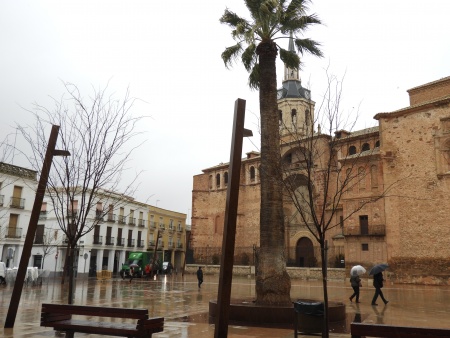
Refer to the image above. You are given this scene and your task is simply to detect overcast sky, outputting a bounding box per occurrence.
[1,1,449,219]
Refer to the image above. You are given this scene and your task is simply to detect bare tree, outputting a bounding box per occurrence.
[37,227,60,270]
[279,73,399,337]
[19,82,144,304]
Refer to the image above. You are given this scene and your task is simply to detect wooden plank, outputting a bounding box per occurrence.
[41,303,148,319]
[351,323,450,338]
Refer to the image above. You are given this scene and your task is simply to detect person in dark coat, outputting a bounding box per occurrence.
[371,272,389,305]
[196,266,203,288]
[349,274,361,303]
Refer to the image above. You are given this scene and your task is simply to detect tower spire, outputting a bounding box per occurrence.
[284,32,299,82]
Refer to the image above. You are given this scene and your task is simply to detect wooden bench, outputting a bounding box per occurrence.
[41,303,164,338]
[96,270,112,280]
[351,322,450,337]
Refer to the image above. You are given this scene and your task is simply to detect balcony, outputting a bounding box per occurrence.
[93,235,103,245]
[128,217,136,226]
[150,221,156,229]
[138,219,145,227]
[118,215,126,224]
[177,227,183,233]
[107,214,116,223]
[95,210,104,221]
[5,227,22,239]
[105,236,115,245]
[127,239,135,247]
[176,243,183,249]
[168,242,174,249]
[117,237,125,246]
[159,223,165,230]
[10,197,25,209]
[168,225,174,232]
[0,194,4,206]
[148,240,155,247]
[66,210,78,219]
[343,224,386,237]
[137,240,144,248]
[39,211,48,220]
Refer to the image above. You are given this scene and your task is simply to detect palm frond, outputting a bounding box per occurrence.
[279,47,300,69]
[281,13,321,32]
[221,43,243,68]
[244,0,266,18]
[294,38,323,57]
[248,63,260,90]
[220,9,248,29]
[242,43,257,71]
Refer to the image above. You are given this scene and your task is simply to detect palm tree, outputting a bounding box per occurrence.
[220,0,322,306]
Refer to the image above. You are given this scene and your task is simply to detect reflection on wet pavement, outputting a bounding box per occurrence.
[1,273,449,337]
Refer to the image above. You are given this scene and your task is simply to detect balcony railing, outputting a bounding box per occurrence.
[118,215,126,224]
[343,224,386,236]
[117,237,125,246]
[107,214,116,222]
[137,240,144,248]
[168,225,174,232]
[66,210,78,219]
[138,219,145,227]
[128,217,136,226]
[0,194,4,206]
[39,211,48,220]
[177,227,183,233]
[168,242,174,249]
[93,235,103,245]
[150,221,156,229]
[10,197,25,209]
[148,240,155,247]
[159,223,165,230]
[5,227,22,238]
[176,243,183,249]
[106,236,115,245]
[95,211,104,221]
[127,239,135,247]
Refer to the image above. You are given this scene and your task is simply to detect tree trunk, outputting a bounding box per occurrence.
[321,240,329,338]
[67,245,75,304]
[255,41,291,306]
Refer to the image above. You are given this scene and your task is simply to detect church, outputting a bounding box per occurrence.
[191,40,450,285]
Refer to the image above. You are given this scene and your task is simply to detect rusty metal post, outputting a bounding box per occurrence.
[214,99,251,338]
[5,125,69,328]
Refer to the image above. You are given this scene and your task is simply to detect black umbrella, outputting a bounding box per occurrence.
[369,263,388,276]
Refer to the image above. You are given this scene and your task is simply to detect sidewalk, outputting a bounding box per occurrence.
[1,273,449,337]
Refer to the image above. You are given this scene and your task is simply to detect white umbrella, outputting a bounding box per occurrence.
[350,265,366,276]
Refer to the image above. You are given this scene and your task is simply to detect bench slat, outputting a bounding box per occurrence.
[42,303,148,319]
[351,322,450,338]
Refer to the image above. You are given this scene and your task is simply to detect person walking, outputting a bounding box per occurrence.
[196,266,203,289]
[349,274,361,303]
[371,271,389,305]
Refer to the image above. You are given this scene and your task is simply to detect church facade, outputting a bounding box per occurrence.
[191,52,450,284]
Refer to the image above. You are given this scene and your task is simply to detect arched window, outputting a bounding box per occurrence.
[349,146,357,155]
[250,166,255,182]
[375,140,380,148]
[358,167,366,190]
[291,109,297,124]
[305,109,310,126]
[278,110,283,127]
[362,143,370,152]
[284,152,292,164]
[224,172,228,186]
[371,165,378,188]
[216,173,220,188]
[209,175,213,190]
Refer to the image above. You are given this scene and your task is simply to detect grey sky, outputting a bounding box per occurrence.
[1,1,449,219]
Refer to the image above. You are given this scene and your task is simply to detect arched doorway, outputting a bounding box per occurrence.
[296,237,316,267]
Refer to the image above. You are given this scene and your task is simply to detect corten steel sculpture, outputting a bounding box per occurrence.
[5,125,70,328]
[214,99,252,338]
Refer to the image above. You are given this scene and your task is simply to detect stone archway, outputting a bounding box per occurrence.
[296,237,316,267]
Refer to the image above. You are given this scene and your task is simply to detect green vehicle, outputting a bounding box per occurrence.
[120,252,152,279]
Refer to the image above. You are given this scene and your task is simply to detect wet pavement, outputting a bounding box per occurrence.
[1,273,450,337]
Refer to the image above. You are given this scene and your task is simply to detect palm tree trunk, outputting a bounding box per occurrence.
[255,41,291,306]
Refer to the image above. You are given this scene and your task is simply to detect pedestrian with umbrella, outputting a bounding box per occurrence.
[349,265,365,303]
[369,263,389,306]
